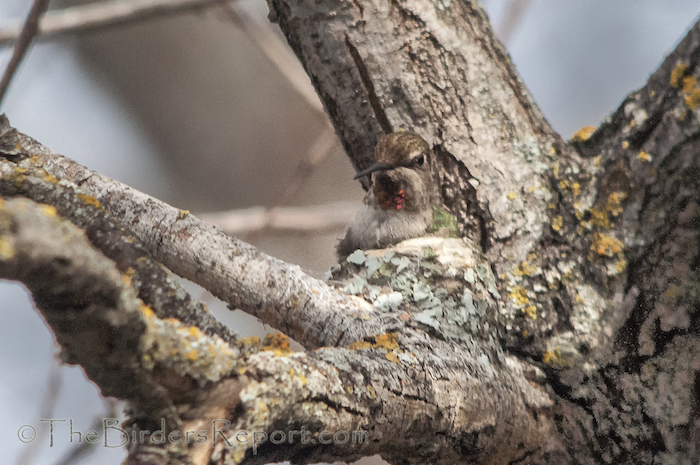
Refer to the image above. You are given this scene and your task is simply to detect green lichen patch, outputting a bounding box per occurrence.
[331,237,501,345]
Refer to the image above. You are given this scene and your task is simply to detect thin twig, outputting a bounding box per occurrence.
[496,0,532,47]
[198,200,357,236]
[221,2,324,115]
[0,0,51,107]
[0,0,231,48]
[51,400,121,465]
[247,125,341,243]
[15,354,63,465]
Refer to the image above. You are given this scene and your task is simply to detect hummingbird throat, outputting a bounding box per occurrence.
[375,176,406,210]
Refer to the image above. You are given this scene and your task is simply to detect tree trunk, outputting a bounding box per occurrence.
[1,0,699,464]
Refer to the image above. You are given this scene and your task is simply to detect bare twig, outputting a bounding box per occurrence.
[198,200,357,236]
[0,0,51,107]
[496,0,532,47]
[0,0,231,48]
[51,400,120,465]
[247,125,341,243]
[21,137,381,349]
[15,355,63,465]
[221,2,324,115]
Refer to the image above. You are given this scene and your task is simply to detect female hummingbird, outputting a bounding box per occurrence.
[337,131,440,260]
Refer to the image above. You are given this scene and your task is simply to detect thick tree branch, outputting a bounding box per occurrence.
[13,137,396,350]
[0,157,238,344]
[0,197,241,421]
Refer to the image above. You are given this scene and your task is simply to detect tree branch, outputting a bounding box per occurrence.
[13,136,389,350]
[198,201,356,236]
[0,0,51,106]
[0,0,231,48]
[0,157,238,344]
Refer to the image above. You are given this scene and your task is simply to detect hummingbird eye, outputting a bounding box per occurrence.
[413,154,425,167]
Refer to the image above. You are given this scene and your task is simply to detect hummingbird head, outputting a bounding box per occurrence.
[354,131,436,213]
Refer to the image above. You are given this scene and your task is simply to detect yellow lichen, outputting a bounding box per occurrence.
[509,286,529,306]
[188,326,201,338]
[622,141,629,149]
[366,385,377,398]
[615,258,627,273]
[552,215,563,232]
[515,261,538,277]
[41,204,57,217]
[637,151,652,162]
[139,304,155,319]
[572,126,595,142]
[185,350,198,362]
[662,284,684,300]
[589,207,610,228]
[542,348,574,369]
[607,192,625,217]
[77,193,101,209]
[670,63,688,88]
[0,236,14,260]
[507,192,517,200]
[523,305,537,320]
[239,336,261,347]
[682,75,698,93]
[571,183,581,197]
[385,352,400,364]
[685,89,700,110]
[178,209,190,219]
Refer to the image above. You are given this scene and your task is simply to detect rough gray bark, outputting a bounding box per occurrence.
[0,0,699,464]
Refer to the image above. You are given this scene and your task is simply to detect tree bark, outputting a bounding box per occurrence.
[1,0,699,464]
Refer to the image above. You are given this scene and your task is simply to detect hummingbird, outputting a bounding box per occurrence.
[337,131,440,260]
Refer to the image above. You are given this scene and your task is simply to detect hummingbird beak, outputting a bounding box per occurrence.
[353,162,396,180]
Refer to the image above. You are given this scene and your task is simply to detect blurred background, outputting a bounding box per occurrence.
[0,0,698,463]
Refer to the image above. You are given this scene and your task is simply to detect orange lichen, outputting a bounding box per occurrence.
[591,233,624,257]
[262,333,292,356]
[349,332,400,351]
